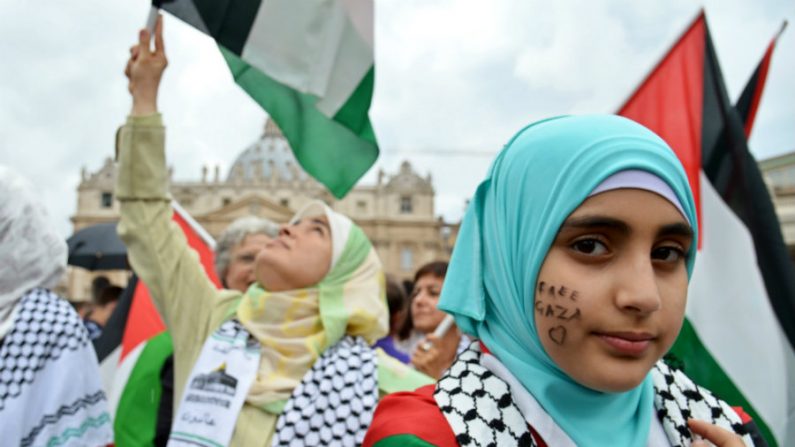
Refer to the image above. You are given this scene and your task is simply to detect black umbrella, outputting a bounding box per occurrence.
[66,222,129,270]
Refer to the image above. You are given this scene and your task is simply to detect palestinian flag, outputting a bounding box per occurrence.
[735,21,788,138]
[156,0,378,198]
[94,202,218,446]
[618,11,795,446]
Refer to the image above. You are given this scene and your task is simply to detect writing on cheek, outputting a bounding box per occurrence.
[537,281,579,301]
[536,282,582,345]
[534,301,582,321]
[549,326,566,345]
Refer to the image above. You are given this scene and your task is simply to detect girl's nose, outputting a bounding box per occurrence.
[615,257,662,316]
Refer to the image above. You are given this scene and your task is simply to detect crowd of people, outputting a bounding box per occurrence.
[0,14,763,447]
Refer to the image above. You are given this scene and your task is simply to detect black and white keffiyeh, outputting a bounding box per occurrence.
[271,336,378,447]
[434,343,536,447]
[652,361,753,447]
[434,342,754,447]
[0,288,112,447]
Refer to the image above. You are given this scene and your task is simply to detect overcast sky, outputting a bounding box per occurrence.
[0,0,793,238]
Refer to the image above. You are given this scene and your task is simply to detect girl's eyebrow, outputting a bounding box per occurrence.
[561,216,630,234]
[657,222,693,239]
[561,216,692,240]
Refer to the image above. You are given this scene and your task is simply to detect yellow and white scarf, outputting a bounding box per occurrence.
[236,201,388,410]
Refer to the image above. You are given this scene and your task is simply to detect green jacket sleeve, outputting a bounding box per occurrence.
[115,114,218,349]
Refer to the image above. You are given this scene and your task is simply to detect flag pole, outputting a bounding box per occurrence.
[776,20,788,40]
[739,19,788,138]
[145,2,161,37]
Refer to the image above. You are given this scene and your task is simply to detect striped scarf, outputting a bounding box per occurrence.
[236,201,388,410]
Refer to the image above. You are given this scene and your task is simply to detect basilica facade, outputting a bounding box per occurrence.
[760,150,795,261]
[68,120,458,300]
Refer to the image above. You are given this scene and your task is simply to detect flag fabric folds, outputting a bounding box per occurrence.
[157,0,378,198]
[618,11,795,446]
[94,202,219,446]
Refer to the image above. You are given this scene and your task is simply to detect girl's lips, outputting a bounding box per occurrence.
[596,332,654,356]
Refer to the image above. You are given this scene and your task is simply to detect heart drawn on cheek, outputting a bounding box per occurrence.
[549,325,567,345]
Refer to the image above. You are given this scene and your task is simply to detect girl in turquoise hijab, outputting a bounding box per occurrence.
[364,115,756,447]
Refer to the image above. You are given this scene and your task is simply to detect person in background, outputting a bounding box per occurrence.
[70,299,93,319]
[84,285,122,340]
[405,261,468,380]
[215,216,280,291]
[0,166,112,446]
[91,275,111,303]
[373,276,411,363]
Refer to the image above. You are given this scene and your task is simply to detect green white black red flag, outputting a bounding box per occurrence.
[619,12,795,446]
[152,0,378,198]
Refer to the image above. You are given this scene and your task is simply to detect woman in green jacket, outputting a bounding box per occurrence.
[119,16,430,447]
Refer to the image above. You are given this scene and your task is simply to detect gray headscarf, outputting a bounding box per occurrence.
[0,166,67,338]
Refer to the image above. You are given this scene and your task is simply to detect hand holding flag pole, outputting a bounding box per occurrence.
[126,12,167,116]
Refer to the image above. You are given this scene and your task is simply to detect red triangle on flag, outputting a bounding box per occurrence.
[618,12,706,246]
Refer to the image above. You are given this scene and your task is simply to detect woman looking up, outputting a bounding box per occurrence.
[364,115,758,447]
[119,17,431,447]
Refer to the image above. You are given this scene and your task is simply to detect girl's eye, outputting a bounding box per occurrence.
[651,246,685,262]
[571,239,608,255]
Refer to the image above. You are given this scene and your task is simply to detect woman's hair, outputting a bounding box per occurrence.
[91,276,111,301]
[397,260,449,340]
[413,260,448,283]
[96,285,123,307]
[385,276,407,317]
[214,216,280,280]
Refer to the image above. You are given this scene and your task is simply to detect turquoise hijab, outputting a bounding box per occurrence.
[439,115,698,446]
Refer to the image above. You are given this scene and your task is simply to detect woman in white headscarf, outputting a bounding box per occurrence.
[0,166,113,446]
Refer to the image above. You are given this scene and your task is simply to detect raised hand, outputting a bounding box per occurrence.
[124,15,168,116]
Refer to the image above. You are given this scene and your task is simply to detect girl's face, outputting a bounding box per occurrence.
[535,189,693,393]
[255,216,332,291]
[410,274,446,334]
